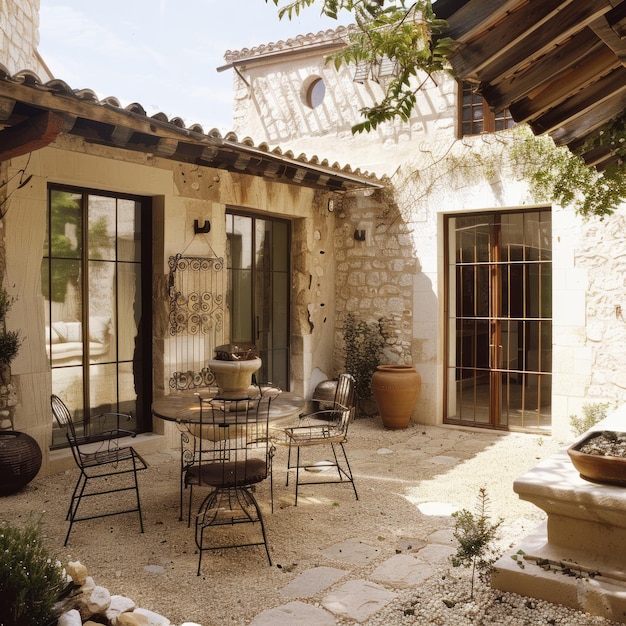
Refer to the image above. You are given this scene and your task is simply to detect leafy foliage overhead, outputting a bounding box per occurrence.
[268,1,626,217]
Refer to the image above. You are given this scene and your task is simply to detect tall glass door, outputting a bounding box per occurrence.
[445,210,552,431]
[226,212,290,390]
[44,187,152,447]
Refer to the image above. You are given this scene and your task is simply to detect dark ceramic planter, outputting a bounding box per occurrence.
[567,430,626,486]
[0,431,42,496]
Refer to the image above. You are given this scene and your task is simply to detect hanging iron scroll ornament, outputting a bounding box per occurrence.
[167,253,225,391]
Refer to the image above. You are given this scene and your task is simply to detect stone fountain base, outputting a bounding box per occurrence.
[493,409,626,623]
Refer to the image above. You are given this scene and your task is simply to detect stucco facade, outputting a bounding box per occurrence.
[226,28,626,441]
[2,130,385,474]
[0,0,49,79]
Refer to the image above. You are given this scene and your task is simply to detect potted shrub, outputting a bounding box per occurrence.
[0,286,41,496]
[342,313,384,417]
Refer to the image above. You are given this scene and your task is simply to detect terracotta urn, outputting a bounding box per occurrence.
[371,365,421,429]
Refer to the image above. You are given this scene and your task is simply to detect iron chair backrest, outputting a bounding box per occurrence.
[180,385,280,524]
[51,394,77,439]
[319,373,356,436]
[334,373,356,420]
[195,389,277,486]
[51,394,84,468]
[50,394,135,466]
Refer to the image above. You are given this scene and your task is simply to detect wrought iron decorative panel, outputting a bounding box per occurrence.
[167,254,225,390]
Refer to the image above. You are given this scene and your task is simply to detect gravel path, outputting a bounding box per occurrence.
[1,419,622,625]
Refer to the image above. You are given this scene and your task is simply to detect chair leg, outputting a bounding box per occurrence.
[339,442,359,501]
[249,490,272,566]
[294,446,301,506]
[187,482,194,528]
[195,487,272,575]
[132,457,144,534]
[286,442,292,487]
[65,472,89,546]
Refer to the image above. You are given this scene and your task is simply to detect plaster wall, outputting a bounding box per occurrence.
[2,136,342,474]
[232,43,456,177]
[0,0,51,79]
[229,37,626,440]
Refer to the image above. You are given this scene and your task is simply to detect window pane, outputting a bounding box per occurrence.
[118,199,141,262]
[50,190,82,258]
[47,187,147,446]
[88,195,116,261]
[117,262,141,362]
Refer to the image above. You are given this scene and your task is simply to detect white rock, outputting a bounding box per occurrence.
[134,607,171,626]
[57,609,82,626]
[106,594,136,620]
[66,561,88,586]
[78,585,111,619]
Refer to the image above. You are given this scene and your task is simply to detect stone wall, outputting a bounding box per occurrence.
[332,188,416,370]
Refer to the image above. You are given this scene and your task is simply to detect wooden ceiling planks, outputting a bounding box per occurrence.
[438,0,626,165]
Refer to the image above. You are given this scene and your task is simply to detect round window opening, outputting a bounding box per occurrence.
[305,77,326,108]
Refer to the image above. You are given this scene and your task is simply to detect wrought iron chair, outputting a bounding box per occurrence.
[283,373,358,505]
[50,394,148,546]
[187,387,279,574]
[179,384,280,525]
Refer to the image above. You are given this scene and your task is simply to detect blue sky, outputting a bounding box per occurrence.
[38,1,349,132]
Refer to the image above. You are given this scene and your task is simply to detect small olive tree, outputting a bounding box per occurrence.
[450,488,503,600]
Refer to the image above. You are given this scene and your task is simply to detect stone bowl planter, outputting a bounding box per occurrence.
[208,343,261,397]
[567,430,626,486]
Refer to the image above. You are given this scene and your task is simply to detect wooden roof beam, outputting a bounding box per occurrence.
[440,0,521,43]
[482,28,604,112]
[546,89,626,145]
[468,0,612,87]
[449,0,578,79]
[508,46,620,123]
[0,110,66,161]
[525,66,626,134]
[590,10,626,63]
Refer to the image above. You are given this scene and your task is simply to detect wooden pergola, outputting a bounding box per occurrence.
[437,0,626,168]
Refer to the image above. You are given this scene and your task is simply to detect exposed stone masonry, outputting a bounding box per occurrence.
[333,187,416,371]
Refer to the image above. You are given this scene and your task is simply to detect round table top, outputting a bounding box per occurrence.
[151,389,304,425]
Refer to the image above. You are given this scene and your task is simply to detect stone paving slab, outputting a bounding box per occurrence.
[417,542,456,565]
[321,579,396,622]
[280,566,348,598]
[320,538,381,564]
[249,600,336,626]
[369,553,436,588]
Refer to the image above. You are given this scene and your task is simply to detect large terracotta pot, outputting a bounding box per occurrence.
[371,365,421,429]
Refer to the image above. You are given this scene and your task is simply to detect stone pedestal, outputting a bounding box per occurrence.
[493,414,626,623]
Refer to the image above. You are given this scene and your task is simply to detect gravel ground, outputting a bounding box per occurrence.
[1,418,622,625]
